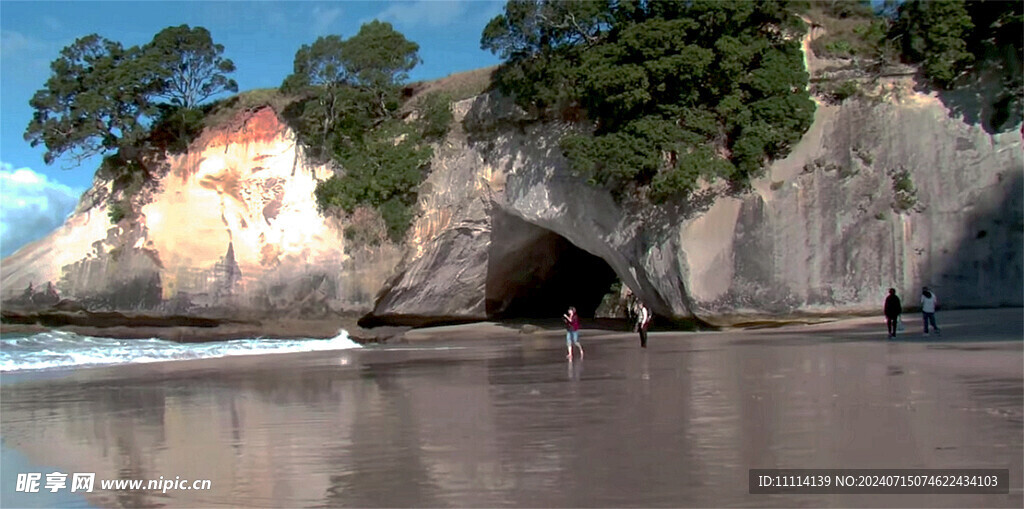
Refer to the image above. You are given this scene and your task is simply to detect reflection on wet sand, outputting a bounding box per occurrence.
[2,313,1021,508]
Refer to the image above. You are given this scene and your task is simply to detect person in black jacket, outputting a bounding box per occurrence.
[884,288,902,338]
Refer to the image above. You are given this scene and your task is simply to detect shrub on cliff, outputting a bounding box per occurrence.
[285,21,446,241]
[481,0,816,202]
[891,0,975,88]
[314,119,432,242]
[807,2,897,62]
[418,92,454,141]
[890,166,918,212]
[107,201,129,224]
[280,22,420,160]
[889,0,1022,130]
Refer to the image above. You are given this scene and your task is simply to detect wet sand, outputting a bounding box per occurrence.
[1,308,1021,508]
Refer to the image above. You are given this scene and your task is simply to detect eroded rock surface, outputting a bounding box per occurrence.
[4,51,1021,330]
[2,107,401,321]
[368,80,1022,326]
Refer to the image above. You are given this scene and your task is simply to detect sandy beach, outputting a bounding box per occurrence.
[1,308,1021,508]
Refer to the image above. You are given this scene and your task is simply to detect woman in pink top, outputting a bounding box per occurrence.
[563,306,583,360]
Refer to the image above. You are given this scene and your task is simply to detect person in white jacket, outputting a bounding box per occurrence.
[635,302,652,348]
[920,287,941,335]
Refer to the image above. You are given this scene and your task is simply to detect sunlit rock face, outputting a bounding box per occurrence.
[4,65,1021,326]
[369,85,1023,326]
[1,107,401,317]
[658,95,1022,324]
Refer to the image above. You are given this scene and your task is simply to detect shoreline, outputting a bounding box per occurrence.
[2,306,1022,345]
[2,308,1020,381]
[0,311,408,344]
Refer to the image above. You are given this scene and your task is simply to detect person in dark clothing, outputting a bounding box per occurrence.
[883,288,902,338]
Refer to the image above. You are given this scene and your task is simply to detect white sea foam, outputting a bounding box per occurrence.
[0,329,359,372]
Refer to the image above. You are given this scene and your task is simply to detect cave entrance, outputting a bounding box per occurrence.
[486,211,619,319]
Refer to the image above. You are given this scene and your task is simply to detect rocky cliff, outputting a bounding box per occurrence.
[4,48,1022,329]
[1,107,401,320]
[366,61,1023,327]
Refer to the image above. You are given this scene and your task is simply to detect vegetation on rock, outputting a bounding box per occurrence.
[481,0,816,202]
[25,25,237,172]
[107,201,129,224]
[24,25,239,223]
[21,2,1021,232]
[480,0,1022,202]
[890,166,918,212]
[282,21,449,242]
[809,0,1021,128]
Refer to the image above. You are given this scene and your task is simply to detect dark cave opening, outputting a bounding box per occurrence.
[486,211,619,319]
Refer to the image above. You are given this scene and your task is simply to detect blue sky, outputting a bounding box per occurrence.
[0,0,505,257]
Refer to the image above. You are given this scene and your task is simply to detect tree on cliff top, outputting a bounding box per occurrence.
[281,21,421,158]
[281,35,366,158]
[892,0,975,88]
[25,35,155,167]
[343,20,421,116]
[24,26,238,174]
[887,0,1022,130]
[481,0,814,201]
[146,25,238,109]
[283,21,432,242]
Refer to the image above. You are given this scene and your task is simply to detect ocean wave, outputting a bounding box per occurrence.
[0,329,359,372]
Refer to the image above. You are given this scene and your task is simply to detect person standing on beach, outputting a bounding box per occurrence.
[921,287,941,335]
[624,289,638,323]
[636,302,652,348]
[884,288,902,338]
[564,306,583,360]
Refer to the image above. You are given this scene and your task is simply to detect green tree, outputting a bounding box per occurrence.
[341,20,421,117]
[146,25,238,109]
[24,35,156,167]
[282,35,372,159]
[25,26,238,173]
[481,0,610,111]
[480,0,611,59]
[962,0,1022,129]
[892,0,974,88]
[286,22,432,240]
[315,120,432,241]
[281,35,350,91]
[483,0,815,201]
[281,23,420,158]
[418,92,454,140]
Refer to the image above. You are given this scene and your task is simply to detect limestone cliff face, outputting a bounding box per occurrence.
[2,107,401,317]
[369,81,1023,326]
[4,62,1021,327]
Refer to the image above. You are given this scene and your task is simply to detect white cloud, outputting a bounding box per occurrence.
[0,29,62,79]
[42,16,64,32]
[1,30,50,57]
[0,163,83,258]
[3,30,34,53]
[311,6,344,35]
[375,1,469,29]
